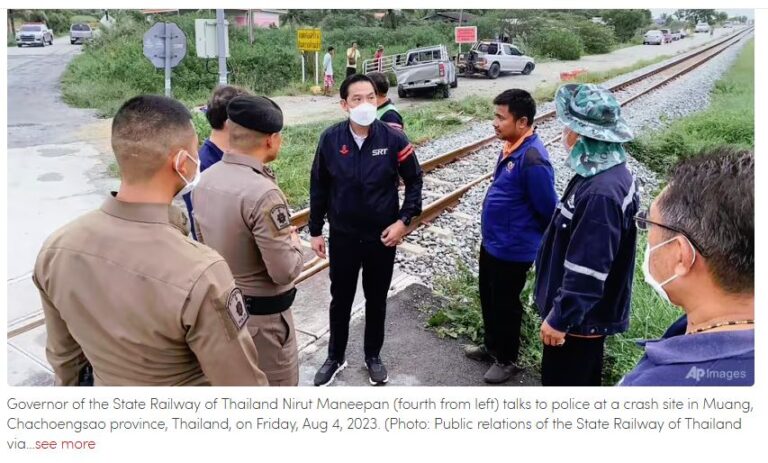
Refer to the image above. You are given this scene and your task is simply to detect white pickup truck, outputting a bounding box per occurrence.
[363,45,457,99]
[458,41,535,79]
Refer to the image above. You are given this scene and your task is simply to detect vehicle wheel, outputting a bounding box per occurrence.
[441,85,450,98]
[487,63,500,79]
[48,37,53,45]
[17,44,22,47]
[398,86,406,99]
[450,74,458,88]
[521,63,534,75]
[71,40,76,45]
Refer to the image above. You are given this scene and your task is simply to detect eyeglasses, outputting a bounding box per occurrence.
[634,209,707,257]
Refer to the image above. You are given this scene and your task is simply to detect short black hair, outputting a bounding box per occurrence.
[111,95,193,181]
[340,74,375,100]
[367,72,389,96]
[493,89,536,125]
[206,85,250,130]
[657,147,754,293]
[328,46,334,52]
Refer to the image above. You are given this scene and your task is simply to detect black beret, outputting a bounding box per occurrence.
[227,95,283,134]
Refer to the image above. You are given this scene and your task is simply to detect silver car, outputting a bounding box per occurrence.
[16,24,53,47]
[70,23,94,44]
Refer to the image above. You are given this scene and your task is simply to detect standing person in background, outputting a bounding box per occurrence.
[464,89,557,384]
[367,71,404,131]
[535,83,639,386]
[346,41,361,77]
[374,44,384,71]
[621,148,753,386]
[323,46,336,97]
[182,85,250,239]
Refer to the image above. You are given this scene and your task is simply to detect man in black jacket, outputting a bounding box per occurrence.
[309,74,423,386]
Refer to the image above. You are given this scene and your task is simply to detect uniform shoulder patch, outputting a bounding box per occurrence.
[226,288,249,330]
[270,204,291,231]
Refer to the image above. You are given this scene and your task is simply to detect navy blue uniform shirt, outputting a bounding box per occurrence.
[183,138,223,240]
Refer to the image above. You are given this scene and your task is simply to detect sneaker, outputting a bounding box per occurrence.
[313,358,347,386]
[365,356,389,386]
[483,361,521,384]
[464,344,493,362]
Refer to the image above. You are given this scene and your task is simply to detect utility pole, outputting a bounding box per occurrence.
[216,9,227,84]
[248,9,254,45]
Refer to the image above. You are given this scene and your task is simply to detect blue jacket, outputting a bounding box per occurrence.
[534,163,639,336]
[309,119,423,240]
[620,315,755,386]
[481,133,557,262]
[183,139,223,240]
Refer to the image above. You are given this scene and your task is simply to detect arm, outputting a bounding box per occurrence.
[545,194,623,332]
[309,134,330,237]
[380,111,404,131]
[396,138,423,221]
[522,148,558,229]
[247,190,304,286]
[183,260,268,386]
[33,273,87,386]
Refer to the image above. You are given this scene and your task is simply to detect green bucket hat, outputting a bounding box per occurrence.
[555,83,634,143]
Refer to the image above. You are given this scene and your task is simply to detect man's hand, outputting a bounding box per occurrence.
[289,226,301,247]
[540,319,567,347]
[381,220,407,247]
[310,235,326,259]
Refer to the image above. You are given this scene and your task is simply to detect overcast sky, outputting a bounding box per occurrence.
[649,8,754,19]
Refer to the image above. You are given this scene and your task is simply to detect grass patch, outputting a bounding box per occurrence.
[627,39,754,173]
[429,237,681,385]
[533,54,673,103]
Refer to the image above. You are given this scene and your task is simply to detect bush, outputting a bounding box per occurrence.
[602,9,652,42]
[576,22,615,54]
[528,28,583,60]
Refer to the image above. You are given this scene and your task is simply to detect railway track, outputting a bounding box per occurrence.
[7,28,752,340]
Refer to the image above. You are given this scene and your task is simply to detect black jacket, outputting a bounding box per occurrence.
[309,119,423,240]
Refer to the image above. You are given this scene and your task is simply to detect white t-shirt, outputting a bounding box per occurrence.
[323,53,333,76]
[350,126,366,149]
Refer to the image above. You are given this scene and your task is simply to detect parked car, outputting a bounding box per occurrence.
[70,23,94,44]
[695,22,711,33]
[362,44,457,99]
[15,23,53,47]
[643,30,665,45]
[659,29,674,43]
[457,41,535,79]
[671,30,682,40]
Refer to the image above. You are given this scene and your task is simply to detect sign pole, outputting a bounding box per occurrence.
[315,51,319,86]
[216,9,227,84]
[164,22,171,97]
[301,53,305,83]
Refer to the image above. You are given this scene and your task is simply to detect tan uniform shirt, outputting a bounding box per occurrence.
[192,153,304,297]
[32,195,268,386]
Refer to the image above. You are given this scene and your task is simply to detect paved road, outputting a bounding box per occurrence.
[7,37,118,385]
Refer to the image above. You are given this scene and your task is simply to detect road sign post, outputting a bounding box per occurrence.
[297,29,322,86]
[143,22,187,97]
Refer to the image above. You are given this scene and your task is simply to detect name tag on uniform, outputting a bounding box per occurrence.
[226,288,249,330]
[372,148,388,157]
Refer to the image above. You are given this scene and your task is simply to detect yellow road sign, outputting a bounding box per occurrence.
[297,28,322,51]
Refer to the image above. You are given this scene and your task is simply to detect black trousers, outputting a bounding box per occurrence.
[346,67,357,77]
[479,245,533,363]
[541,335,606,386]
[327,234,396,361]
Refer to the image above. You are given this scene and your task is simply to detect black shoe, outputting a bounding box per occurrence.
[464,344,494,362]
[313,358,347,386]
[483,361,521,384]
[365,356,389,386]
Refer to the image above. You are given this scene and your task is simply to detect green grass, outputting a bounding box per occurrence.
[628,39,754,173]
[533,55,673,103]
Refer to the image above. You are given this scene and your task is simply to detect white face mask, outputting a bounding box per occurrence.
[642,236,696,304]
[349,102,377,126]
[175,150,201,197]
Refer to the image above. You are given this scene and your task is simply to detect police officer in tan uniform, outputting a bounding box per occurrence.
[33,95,268,386]
[192,96,304,386]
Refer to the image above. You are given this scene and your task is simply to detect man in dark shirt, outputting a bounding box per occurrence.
[367,71,404,131]
[183,85,249,239]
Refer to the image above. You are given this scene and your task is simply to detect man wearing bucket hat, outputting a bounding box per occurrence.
[534,83,640,386]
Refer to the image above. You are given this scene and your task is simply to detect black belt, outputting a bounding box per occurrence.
[243,288,297,316]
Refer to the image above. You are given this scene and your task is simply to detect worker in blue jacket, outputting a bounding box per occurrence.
[464,89,557,384]
[620,148,754,386]
[309,74,423,387]
[535,84,639,386]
